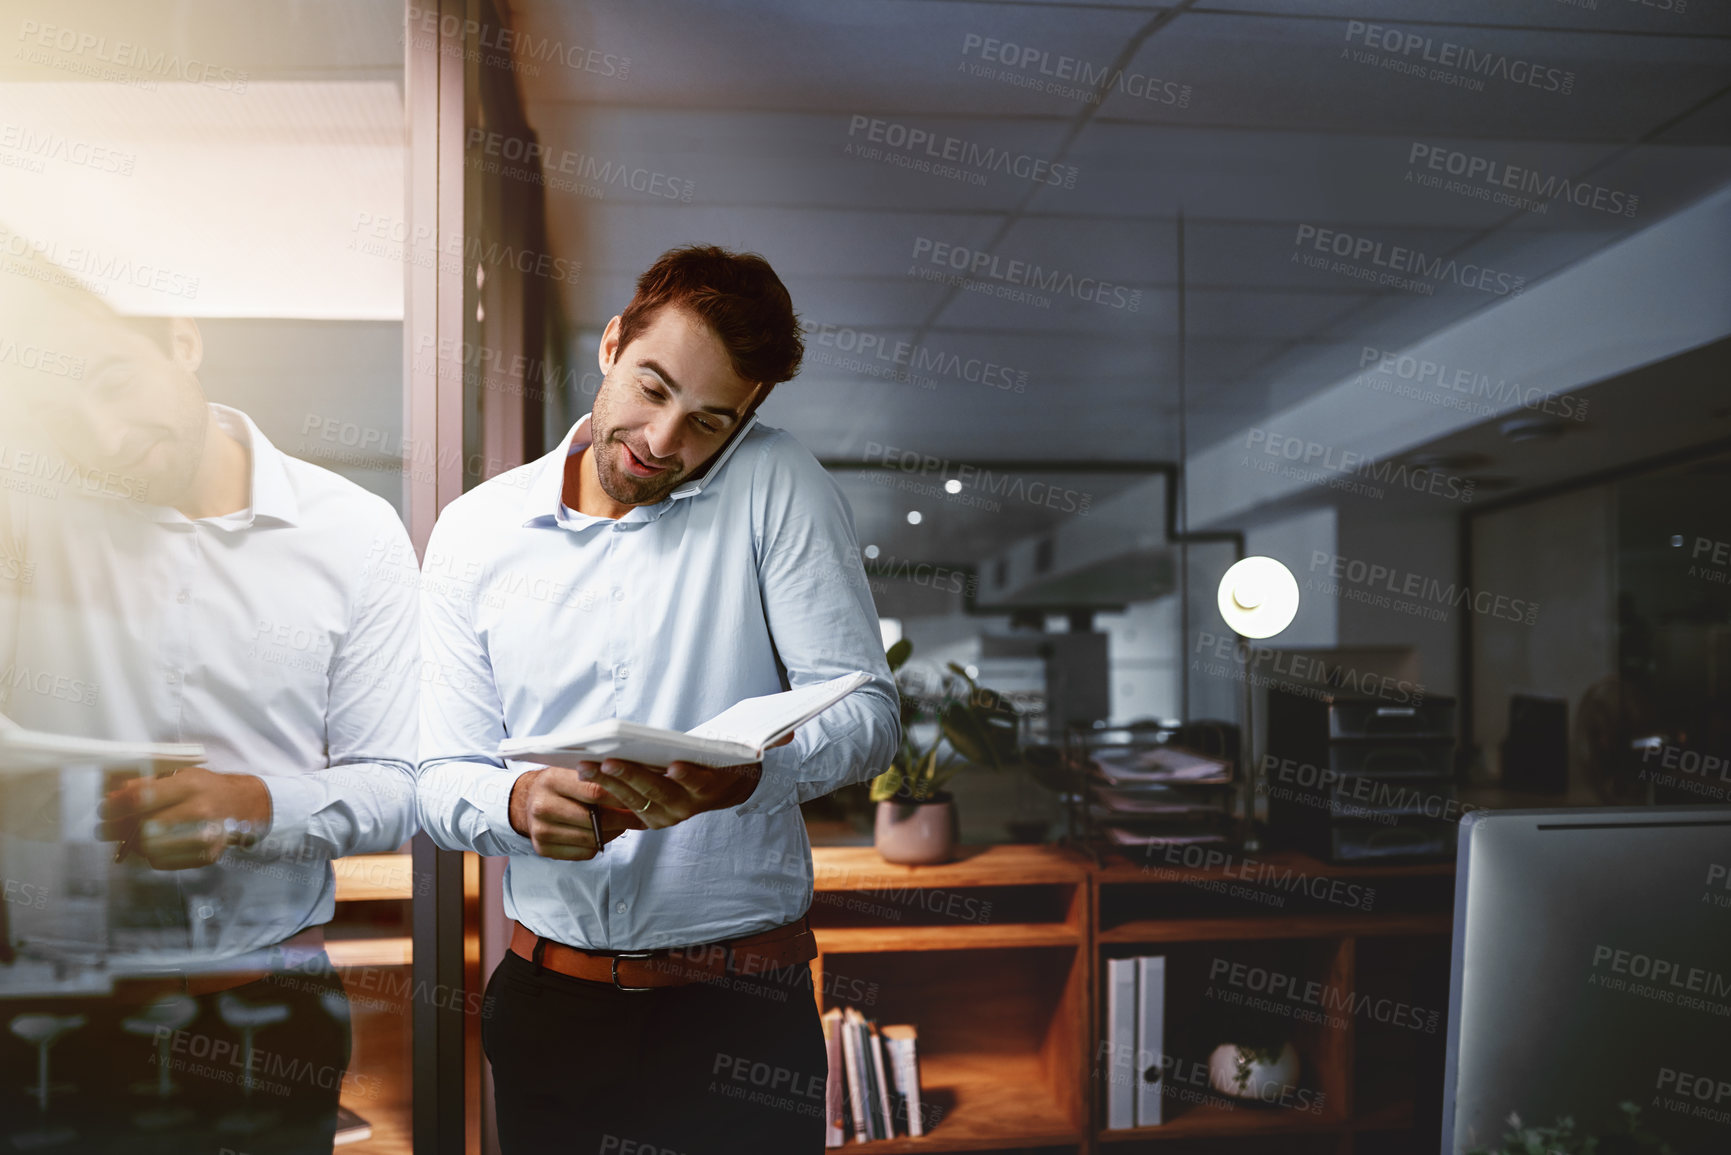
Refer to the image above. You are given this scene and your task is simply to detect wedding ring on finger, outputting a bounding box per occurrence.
[635,797,653,814]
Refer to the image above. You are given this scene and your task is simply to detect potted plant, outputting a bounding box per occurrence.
[1465,1102,1676,1155]
[871,639,1020,865]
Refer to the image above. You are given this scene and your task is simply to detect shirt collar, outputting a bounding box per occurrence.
[520,410,759,528]
[128,404,299,529]
[205,404,300,530]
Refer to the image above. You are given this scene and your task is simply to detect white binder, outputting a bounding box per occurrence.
[1105,957,1137,1129]
[1135,955,1166,1126]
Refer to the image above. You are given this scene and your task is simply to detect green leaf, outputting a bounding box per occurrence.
[939,700,992,765]
[886,638,913,673]
[870,767,902,802]
[921,744,942,781]
[940,698,1018,770]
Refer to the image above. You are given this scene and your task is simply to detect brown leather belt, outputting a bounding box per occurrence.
[509,917,818,991]
[110,925,327,1002]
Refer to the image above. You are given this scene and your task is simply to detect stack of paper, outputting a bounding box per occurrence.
[0,715,205,773]
[1087,743,1234,848]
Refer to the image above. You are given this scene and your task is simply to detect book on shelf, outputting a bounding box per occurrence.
[822,1007,846,1147]
[840,1006,869,1144]
[831,1009,927,1143]
[868,1020,894,1140]
[882,1025,923,1138]
[333,1105,373,1145]
[497,671,871,768]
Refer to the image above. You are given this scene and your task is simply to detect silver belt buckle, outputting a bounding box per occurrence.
[610,950,657,992]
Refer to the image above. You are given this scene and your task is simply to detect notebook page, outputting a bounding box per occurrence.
[684,672,872,749]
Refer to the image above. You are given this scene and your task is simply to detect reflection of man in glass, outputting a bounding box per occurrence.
[418,245,900,1153]
[0,264,419,1152]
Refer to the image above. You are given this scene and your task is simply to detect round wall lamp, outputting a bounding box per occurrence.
[1217,556,1300,640]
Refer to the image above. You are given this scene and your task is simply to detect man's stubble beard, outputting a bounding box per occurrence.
[149,376,215,507]
[589,381,686,507]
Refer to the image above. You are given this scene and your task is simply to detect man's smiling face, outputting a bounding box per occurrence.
[587,305,762,507]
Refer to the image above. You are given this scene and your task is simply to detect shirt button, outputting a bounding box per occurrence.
[611,588,624,602]
[165,671,179,685]
[614,902,627,915]
[616,666,629,680]
[176,589,190,604]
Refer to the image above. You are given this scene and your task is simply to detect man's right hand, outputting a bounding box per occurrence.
[508,767,645,860]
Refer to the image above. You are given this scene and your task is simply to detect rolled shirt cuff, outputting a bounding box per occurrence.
[735,741,800,818]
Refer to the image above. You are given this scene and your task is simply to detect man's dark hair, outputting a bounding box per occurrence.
[616,245,803,399]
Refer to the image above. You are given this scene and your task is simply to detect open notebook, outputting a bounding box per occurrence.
[0,715,205,773]
[497,671,873,768]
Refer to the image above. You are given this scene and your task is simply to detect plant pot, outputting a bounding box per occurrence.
[874,795,958,865]
[1206,1041,1301,1103]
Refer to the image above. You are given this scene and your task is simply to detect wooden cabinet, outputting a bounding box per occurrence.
[329,851,415,1154]
[1090,852,1453,1154]
[807,845,1455,1155]
[321,845,1452,1154]
[809,846,1094,1153]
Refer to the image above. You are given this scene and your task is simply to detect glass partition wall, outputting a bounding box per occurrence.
[0,1,428,1153]
[4,2,1728,1153]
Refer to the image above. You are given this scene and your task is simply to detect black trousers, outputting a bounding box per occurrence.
[484,946,828,1155]
[0,951,351,1155]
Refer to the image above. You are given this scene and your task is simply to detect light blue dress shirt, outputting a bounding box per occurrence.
[0,405,420,974]
[416,412,899,950]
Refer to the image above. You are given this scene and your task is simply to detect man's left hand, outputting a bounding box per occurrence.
[563,731,794,829]
[98,766,274,870]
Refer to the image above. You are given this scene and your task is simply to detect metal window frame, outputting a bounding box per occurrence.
[406,1,473,1152]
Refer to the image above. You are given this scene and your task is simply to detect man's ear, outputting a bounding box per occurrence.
[597,315,622,375]
[739,381,771,423]
[167,316,203,374]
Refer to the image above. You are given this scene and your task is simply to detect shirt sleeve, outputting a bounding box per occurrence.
[245,510,420,860]
[736,434,902,818]
[413,512,537,857]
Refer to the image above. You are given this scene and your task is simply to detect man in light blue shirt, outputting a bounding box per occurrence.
[0,267,418,1153]
[416,245,899,1152]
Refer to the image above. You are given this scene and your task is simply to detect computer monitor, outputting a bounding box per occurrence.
[1443,806,1731,1153]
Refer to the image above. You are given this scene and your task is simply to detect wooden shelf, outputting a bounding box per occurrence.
[337,1101,410,1154]
[844,1051,1080,1152]
[334,852,415,902]
[817,922,1081,953]
[355,840,1442,1152]
[328,935,413,967]
[1098,1099,1343,1142]
[1098,912,1450,944]
[1353,1097,1417,1132]
[328,852,412,1154]
[1094,850,1455,885]
[812,844,1091,891]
